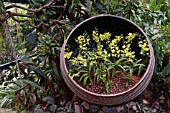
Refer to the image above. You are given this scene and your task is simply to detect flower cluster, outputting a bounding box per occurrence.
[109,33,136,62]
[138,39,150,56]
[65,30,149,63]
[64,28,150,93]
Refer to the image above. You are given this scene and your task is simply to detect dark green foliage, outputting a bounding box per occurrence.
[0,54,73,112]
[26,29,37,52]
[0,0,6,14]
[162,61,170,77]
[0,0,170,112]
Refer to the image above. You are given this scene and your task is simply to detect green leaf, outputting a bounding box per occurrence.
[0,95,15,107]
[134,59,142,65]
[118,65,125,72]
[20,55,30,62]
[21,79,45,91]
[85,0,91,11]
[0,1,6,14]
[79,73,88,81]
[104,58,112,63]
[6,83,19,90]
[96,74,102,83]
[133,63,141,67]
[26,29,37,51]
[105,82,109,93]
[1,81,13,87]
[20,110,29,113]
[51,61,61,82]
[88,63,92,74]
[78,70,88,74]
[69,69,75,74]
[30,0,41,6]
[107,68,110,78]
[150,0,156,11]
[30,66,46,79]
[115,57,127,65]
[95,68,102,77]
[83,76,89,86]
[107,65,115,70]
[5,98,16,109]
[99,62,103,69]
[162,61,170,77]
[138,64,145,76]
[125,81,129,88]
[93,0,106,12]
[129,68,133,81]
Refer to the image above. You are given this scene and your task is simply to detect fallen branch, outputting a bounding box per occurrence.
[0,0,66,28]
[0,11,66,28]
[6,0,57,12]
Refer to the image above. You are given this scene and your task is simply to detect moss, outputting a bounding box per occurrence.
[0,33,5,52]
[0,0,7,52]
[0,13,6,52]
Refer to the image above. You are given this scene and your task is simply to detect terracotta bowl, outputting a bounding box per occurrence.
[60,14,155,105]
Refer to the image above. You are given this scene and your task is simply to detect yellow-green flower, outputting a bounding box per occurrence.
[104,49,107,54]
[128,58,133,62]
[138,39,149,55]
[103,74,106,77]
[122,45,126,49]
[72,73,79,78]
[64,52,73,59]
[99,32,111,41]
[71,58,79,65]
[90,61,97,66]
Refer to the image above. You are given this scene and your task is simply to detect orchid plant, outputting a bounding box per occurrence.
[64,28,149,93]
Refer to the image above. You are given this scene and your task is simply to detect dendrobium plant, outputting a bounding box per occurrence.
[64,28,149,93]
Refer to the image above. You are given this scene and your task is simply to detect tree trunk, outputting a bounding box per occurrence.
[0,0,6,52]
[0,0,14,62]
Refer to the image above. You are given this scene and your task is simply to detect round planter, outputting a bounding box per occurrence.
[60,14,155,105]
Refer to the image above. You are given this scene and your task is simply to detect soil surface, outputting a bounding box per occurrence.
[77,74,141,94]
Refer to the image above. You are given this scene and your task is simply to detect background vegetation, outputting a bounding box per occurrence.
[0,0,169,112]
